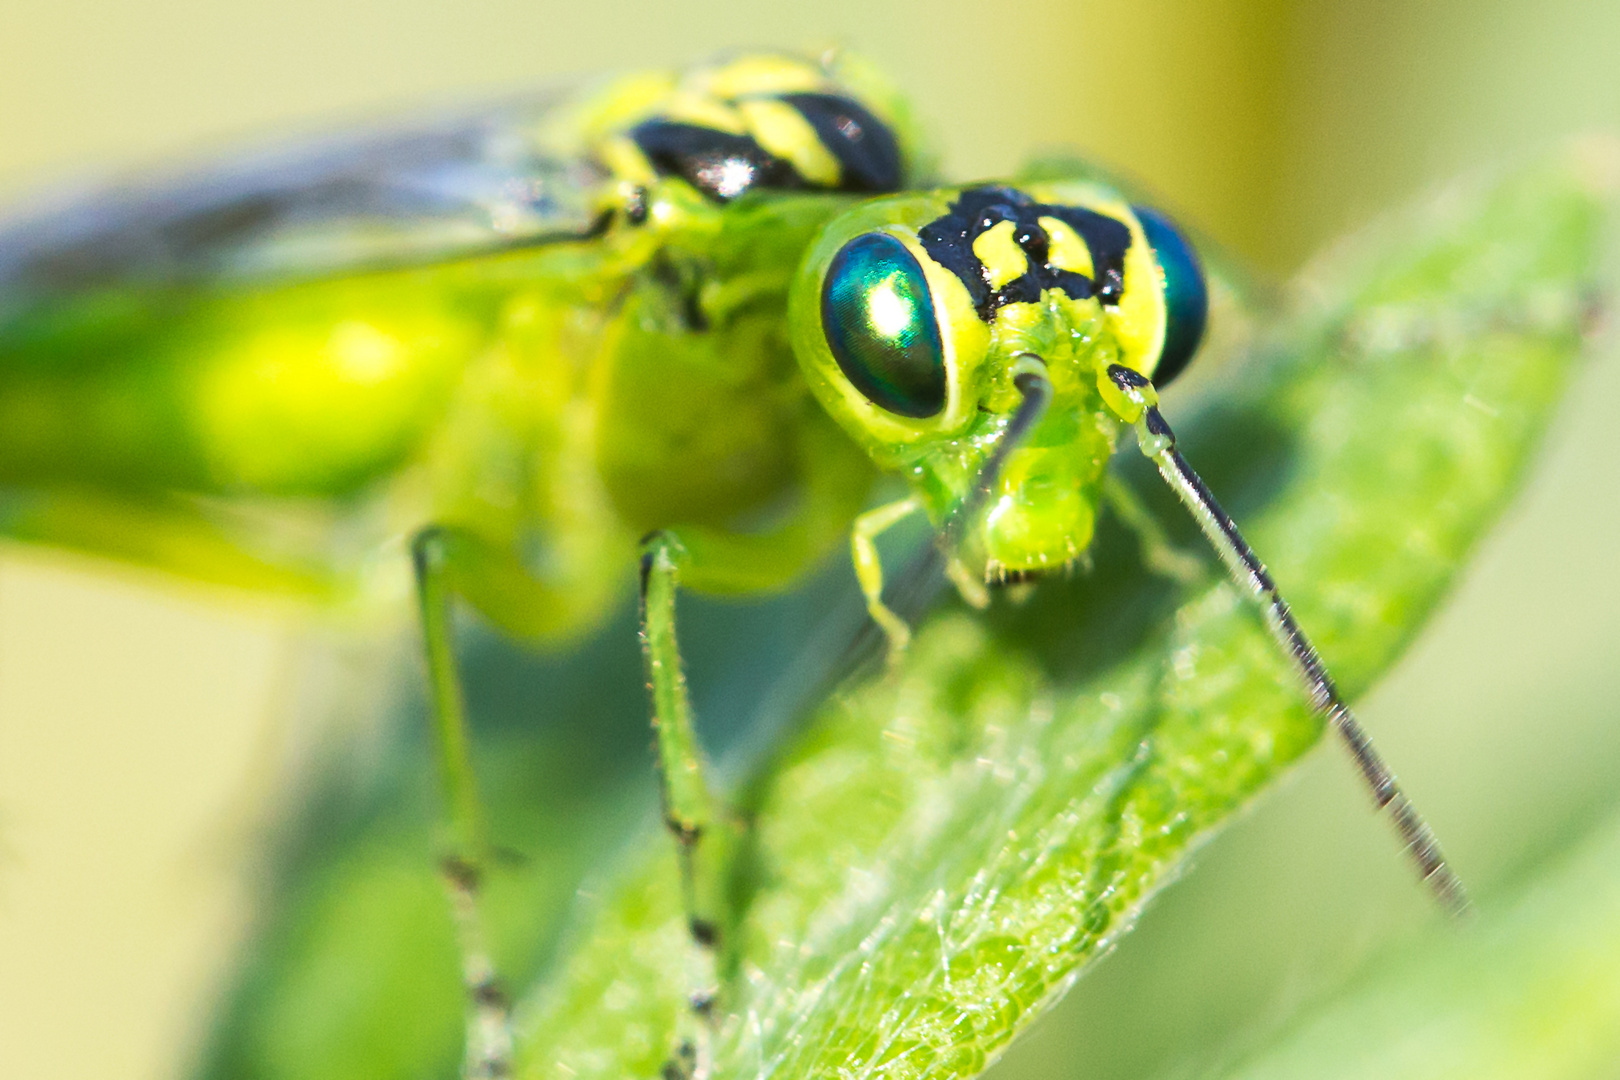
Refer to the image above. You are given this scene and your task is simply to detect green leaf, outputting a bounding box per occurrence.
[196,142,1617,1080]
[513,143,1616,1079]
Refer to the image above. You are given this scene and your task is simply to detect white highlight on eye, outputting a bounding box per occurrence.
[868,277,911,338]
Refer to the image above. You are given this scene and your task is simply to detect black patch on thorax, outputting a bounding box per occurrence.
[779,93,903,193]
[629,94,905,204]
[630,120,801,202]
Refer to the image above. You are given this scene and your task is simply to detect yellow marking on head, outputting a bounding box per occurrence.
[1039,216,1094,279]
[661,91,747,134]
[737,98,841,187]
[696,55,826,98]
[1024,183,1167,377]
[971,220,1028,291]
[1109,207,1167,377]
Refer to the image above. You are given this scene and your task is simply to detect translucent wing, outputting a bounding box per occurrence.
[0,89,610,326]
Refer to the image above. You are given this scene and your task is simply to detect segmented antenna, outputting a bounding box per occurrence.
[1107,365,1470,917]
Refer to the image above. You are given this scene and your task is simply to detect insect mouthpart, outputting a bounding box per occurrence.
[933,359,1069,582]
[986,564,1052,587]
[959,354,1116,579]
[941,359,1052,549]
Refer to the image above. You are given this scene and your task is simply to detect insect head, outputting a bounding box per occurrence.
[791,182,1208,579]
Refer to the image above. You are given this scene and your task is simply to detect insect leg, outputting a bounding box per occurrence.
[851,496,923,654]
[1101,364,1470,917]
[1101,472,1206,584]
[639,531,723,1080]
[411,528,512,1080]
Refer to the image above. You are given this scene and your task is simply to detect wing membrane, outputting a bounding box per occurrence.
[0,90,610,325]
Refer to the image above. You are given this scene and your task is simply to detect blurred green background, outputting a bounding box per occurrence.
[0,2,1617,1079]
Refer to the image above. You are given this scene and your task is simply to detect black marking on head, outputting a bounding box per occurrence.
[780,93,903,192]
[918,186,1133,321]
[630,120,801,201]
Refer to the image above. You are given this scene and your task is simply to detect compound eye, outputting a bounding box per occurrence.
[820,233,946,419]
[1133,205,1209,388]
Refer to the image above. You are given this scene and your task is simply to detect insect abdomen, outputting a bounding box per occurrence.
[0,270,482,498]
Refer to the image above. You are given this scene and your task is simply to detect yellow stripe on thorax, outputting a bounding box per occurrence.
[736,98,841,187]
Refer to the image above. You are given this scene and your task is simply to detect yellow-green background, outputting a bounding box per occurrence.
[0,2,1617,1079]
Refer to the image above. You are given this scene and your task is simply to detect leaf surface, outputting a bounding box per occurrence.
[514,145,1618,1079]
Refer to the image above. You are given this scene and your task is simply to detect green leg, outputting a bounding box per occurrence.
[412,528,512,1080]
[639,532,724,1079]
[850,496,922,655]
[1101,472,1206,584]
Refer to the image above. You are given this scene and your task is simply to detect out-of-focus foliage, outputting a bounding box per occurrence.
[1211,800,1620,1080]
[195,144,1616,1080]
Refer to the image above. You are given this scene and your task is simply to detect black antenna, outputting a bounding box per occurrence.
[875,363,1055,628]
[1106,365,1470,917]
[940,362,1054,551]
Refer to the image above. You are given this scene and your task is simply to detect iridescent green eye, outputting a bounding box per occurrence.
[1133,205,1208,388]
[820,232,946,419]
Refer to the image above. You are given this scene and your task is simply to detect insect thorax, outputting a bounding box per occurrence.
[565,56,924,536]
[575,54,921,221]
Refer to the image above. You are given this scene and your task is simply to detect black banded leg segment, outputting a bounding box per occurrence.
[1102,365,1470,917]
[412,528,513,1080]
[640,532,723,1079]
